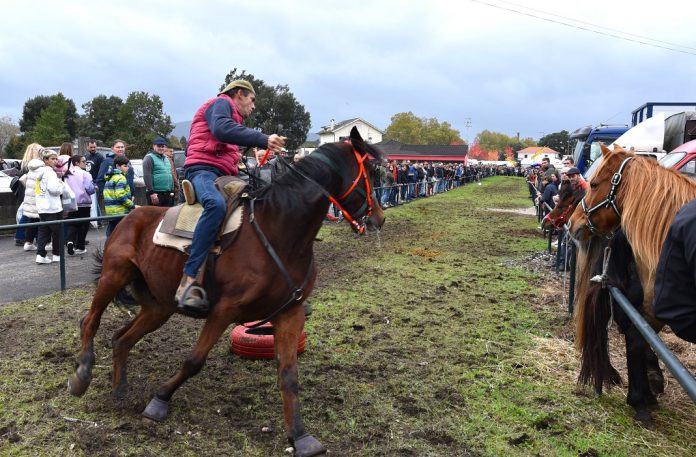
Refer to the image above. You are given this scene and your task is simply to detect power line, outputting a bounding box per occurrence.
[493,0,696,52]
[469,0,696,57]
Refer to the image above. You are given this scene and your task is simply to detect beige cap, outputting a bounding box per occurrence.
[219,79,256,95]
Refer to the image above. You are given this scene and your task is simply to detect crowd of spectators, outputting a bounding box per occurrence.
[525,155,588,271]
[370,160,509,208]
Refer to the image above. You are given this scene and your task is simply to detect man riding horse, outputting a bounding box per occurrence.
[176,80,286,313]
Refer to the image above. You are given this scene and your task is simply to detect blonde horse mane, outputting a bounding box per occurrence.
[615,151,696,286]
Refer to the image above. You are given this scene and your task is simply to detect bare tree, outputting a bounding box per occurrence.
[0,115,20,154]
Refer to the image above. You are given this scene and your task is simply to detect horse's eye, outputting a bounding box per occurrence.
[590,182,598,189]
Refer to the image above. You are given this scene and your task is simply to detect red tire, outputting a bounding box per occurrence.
[230,321,306,359]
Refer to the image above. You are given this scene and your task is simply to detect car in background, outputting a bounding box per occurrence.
[127,159,147,205]
[658,139,696,179]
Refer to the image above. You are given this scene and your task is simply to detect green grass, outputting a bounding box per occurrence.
[0,176,693,456]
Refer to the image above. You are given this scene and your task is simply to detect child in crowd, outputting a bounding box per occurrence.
[64,154,96,254]
[104,155,135,238]
[34,149,64,264]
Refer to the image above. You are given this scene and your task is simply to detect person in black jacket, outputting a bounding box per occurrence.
[652,199,696,343]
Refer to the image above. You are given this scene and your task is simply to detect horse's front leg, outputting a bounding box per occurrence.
[142,307,234,422]
[624,326,657,429]
[274,304,326,457]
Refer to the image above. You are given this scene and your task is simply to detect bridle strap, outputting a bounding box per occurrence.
[296,143,374,234]
[581,156,634,236]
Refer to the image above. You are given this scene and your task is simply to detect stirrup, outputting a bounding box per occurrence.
[176,283,209,314]
[182,179,196,205]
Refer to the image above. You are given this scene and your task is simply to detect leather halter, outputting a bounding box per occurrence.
[580,156,634,237]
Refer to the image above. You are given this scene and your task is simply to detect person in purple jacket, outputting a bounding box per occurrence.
[176,80,285,314]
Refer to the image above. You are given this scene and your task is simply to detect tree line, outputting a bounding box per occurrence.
[2,69,313,159]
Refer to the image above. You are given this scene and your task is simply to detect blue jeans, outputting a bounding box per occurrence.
[15,214,28,242]
[184,169,226,278]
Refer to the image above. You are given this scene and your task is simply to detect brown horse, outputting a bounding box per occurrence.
[68,127,385,457]
[541,182,578,231]
[568,144,696,426]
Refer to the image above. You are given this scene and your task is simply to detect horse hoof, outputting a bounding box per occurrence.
[142,396,169,422]
[112,382,128,400]
[294,434,327,457]
[634,410,655,430]
[67,374,90,397]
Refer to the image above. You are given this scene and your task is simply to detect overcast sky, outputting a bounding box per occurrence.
[2,0,696,142]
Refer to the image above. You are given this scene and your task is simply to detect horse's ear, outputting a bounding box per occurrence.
[349,126,367,155]
[600,143,612,157]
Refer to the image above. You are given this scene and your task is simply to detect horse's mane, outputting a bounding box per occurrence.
[248,142,381,216]
[614,153,696,283]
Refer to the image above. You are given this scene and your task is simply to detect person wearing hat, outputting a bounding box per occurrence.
[143,136,175,207]
[176,79,286,314]
[566,167,588,192]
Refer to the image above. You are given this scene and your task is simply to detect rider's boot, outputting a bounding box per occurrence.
[175,274,209,315]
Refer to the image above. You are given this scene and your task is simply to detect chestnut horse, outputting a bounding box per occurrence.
[568,144,696,427]
[68,127,385,457]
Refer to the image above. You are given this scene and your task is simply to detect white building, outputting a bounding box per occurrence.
[317,118,383,146]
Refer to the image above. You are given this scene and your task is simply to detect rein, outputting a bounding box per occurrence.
[580,156,634,238]
[246,197,314,329]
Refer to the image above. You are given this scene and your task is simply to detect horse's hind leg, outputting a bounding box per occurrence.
[142,306,235,422]
[624,327,657,428]
[111,306,174,399]
[274,304,326,457]
[68,263,135,397]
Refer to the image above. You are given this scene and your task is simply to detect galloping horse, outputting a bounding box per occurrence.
[568,144,696,427]
[68,127,385,457]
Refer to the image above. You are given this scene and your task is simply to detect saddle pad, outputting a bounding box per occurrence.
[154,206,244,253]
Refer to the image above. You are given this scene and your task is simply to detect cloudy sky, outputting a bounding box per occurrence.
[2,0,696,142]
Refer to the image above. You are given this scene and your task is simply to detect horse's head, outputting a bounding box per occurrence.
[568,144,634,245]
[318,126,385,233]
[542,183,576,231]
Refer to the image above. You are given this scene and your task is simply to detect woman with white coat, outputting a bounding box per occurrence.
[34,149,64,264]
[19,155,45,251]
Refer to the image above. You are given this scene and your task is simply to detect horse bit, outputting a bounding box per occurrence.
[580,156,634,238]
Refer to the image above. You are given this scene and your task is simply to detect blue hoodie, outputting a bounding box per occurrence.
[97,151,134,196]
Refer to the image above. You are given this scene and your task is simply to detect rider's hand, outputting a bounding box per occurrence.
[267,134,286,153]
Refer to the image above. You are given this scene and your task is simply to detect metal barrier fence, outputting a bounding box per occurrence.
[0,173,496,292]
[608,286,696,403]
[0,215,121,291]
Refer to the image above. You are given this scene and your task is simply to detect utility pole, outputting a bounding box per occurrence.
[464,117,472,144]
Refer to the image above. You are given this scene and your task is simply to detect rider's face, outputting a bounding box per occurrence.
[236,92,256,118]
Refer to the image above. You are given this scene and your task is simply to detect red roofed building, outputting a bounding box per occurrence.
[375,140,469,163]
[516,146,560,165]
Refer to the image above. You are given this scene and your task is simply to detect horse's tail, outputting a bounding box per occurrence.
[577,281,612,393]
[91,246,138,308]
